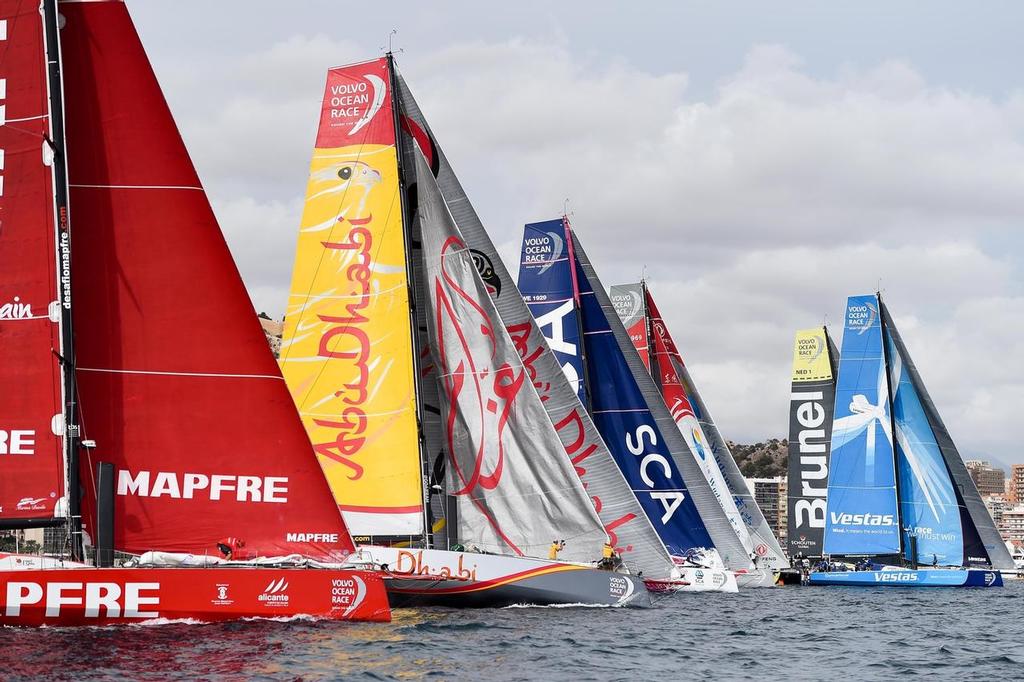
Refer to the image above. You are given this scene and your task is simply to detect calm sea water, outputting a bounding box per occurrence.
[3,581,1022,681]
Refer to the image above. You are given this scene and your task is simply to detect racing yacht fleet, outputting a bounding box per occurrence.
[0,1,1012,628]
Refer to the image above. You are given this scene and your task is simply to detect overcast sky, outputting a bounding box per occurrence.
[129,1,1023,466]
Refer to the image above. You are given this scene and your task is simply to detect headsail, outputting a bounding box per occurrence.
[416,151,606,561]
[787,327,839,559]
[881,300,1013,569]
[532,228,753,569]
[396,76,675,576]
[0,1,66,523]
[823,295,901,556]
[280,58,424,537]
[642,288,789,567]
[63,2,353,560]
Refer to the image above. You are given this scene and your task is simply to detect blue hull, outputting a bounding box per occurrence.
[808,568,1002,587]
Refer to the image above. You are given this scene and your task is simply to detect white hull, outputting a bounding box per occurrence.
[735,568,777,588]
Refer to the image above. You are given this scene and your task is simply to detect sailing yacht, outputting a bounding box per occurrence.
[518,218,753,592]
[608,281,789,587]
[809,294,1012,587]
[0,0,390,625]
[278,56,650,607]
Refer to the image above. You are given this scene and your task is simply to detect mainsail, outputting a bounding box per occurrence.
[823,295,902,556]
[880,301,1013,569]
[519,221,754,569]
[396,76,676,575]
[280,58,424,537]
[415,151,607,560]
[62,1,353,560]
[627,284,787,568]
[0,0,66,524]
[787,327,839,559]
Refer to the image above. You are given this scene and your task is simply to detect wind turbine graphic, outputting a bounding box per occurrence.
[831,356,892,483]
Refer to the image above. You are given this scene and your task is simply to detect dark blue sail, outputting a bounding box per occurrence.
[518,219,586,404]
[572,255,714,557]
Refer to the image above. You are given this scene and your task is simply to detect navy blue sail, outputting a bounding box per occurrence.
[571,256,715,556]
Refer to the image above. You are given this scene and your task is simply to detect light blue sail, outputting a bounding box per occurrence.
[888,336,964,565]
[823,295,902,555]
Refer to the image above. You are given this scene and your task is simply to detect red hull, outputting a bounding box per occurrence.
[0,567,390,626]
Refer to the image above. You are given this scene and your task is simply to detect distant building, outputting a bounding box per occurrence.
[985,496,1008,533]
[965,460,1006,497]
[1000,505,1024,545]
[1009,464,1024,504]
[258,314,284,358]
[744,476,787,550]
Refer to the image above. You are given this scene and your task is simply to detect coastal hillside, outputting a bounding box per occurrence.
[729,439,788,478]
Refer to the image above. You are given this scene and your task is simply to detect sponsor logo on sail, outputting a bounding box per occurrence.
[626,424,685,524]
[847,301,877,335]
[610,289,643,324]
[258,578,290,606]
[116,470,289,503]
[0,429,36,455]
[0,296,33,320]
[285,532,340,543]
[4,581,160,618]
[521,232,564,275]
[470,249,501,297]
[328,74,386,136]
[830,511,895,527]
[15,497,47,511]
[790,389,829,531]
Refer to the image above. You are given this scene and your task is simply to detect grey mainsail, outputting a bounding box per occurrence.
[415,149,608,562]
[396,72,677,578]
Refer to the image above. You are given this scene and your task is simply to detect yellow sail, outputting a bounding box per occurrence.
[280,58,422,536]
[791,327,834,383]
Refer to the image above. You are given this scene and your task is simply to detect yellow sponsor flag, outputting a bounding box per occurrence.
[791,328,833,383]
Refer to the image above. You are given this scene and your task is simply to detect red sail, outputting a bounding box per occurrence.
[61,3,353,559]
[0,1,65,520]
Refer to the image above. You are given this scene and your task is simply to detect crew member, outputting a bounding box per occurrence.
[548,539,565,560]
[217,537,245,560]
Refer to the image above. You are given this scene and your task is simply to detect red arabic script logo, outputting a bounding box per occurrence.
[435,237,525,500]
[311,220,374,480]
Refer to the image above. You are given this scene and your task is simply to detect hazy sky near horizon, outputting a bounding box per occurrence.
[129,1,1024,465]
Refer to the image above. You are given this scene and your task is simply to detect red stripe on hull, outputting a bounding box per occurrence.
[0,567,390,626]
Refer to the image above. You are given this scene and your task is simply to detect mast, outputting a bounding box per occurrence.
[41,0,82,559]
[641,280,657,374]
[387,52,432,547]
[876,292,906,565]
[561,216,593,413]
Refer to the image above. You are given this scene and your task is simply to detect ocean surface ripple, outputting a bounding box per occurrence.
[3,581,1022,680]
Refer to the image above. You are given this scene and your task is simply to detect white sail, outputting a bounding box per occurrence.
[416,151,607,562]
